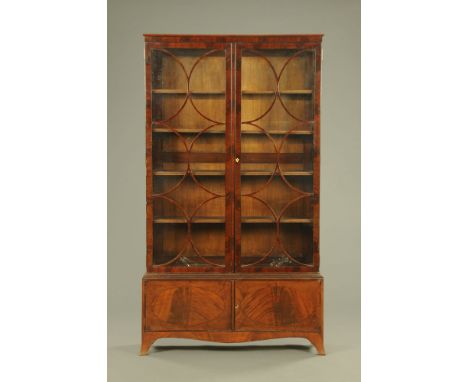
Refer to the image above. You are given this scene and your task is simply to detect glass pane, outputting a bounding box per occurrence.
[240,48,315,269]
[151,48,227,268]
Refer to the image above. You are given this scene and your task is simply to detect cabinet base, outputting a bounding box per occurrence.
[140,331,325,356]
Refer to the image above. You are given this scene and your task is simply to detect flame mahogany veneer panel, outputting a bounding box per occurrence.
[235,280,323,331]
[144,280,232,331]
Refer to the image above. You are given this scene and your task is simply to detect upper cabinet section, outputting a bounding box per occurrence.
[145,36,322,273]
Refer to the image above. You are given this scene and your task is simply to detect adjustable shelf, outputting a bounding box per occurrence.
[153,170,313,176]
[153,170,225,176]
[242,217,313,224]
[154,216,312,224]
[154,217,225,224]
[152,89,225,95]
[153,127,226,134]
[153,89,312,95]
[241,129,313,135]
[242,90,313,95]
[152,126,313,135]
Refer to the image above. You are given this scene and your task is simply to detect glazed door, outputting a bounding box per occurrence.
[146,42,234,271]
[234,43,321,272]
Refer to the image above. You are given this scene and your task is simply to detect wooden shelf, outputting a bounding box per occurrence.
[241,170,313,176]
[152,89,225,95]
[241,129,313,135]
[153,170,313,176]
[242,90,313,95]
[242,217,313,224]
[154,216,312,224]
[153,170,225,176]
[241,121,314,135]
[279,218,313,223]
[152,89,312,96]
[153,127,225,134]
[153,127,313,135]
[154,217,225,224]
[277,171,313,176]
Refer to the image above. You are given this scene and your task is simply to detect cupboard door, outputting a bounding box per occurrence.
[234,280,322,331]
[144,280,232,331]
[146,43,233,271]
[235,45,321,271]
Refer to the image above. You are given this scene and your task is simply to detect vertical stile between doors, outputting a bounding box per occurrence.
[233,43,242,272]
[225,42,234,272]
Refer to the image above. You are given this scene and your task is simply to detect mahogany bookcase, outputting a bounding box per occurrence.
[141,34,325,355]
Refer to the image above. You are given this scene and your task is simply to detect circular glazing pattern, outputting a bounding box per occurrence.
[240,226,276,267]
[240,122,278,195]
[189,50,226,123]
[151,49,190,123]
[277,194,313,266]
[188,194,225,267]
[241,49,277,123]
[276,126,314,194]
[188,122,226,195]
[152,49,228,268]
[277,49,315,122]
[152,194,190,266]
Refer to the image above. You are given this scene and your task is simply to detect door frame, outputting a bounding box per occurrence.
[233,42,322,273]
[145,41,235,272]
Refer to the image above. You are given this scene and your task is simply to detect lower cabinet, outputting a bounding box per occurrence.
[143,278,323,333]
[141,277,325,355]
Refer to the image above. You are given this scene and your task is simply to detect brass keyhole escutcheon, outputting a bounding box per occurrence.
[235,157,240,163]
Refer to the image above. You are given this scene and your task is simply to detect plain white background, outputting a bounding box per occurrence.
[0,0,467,381]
